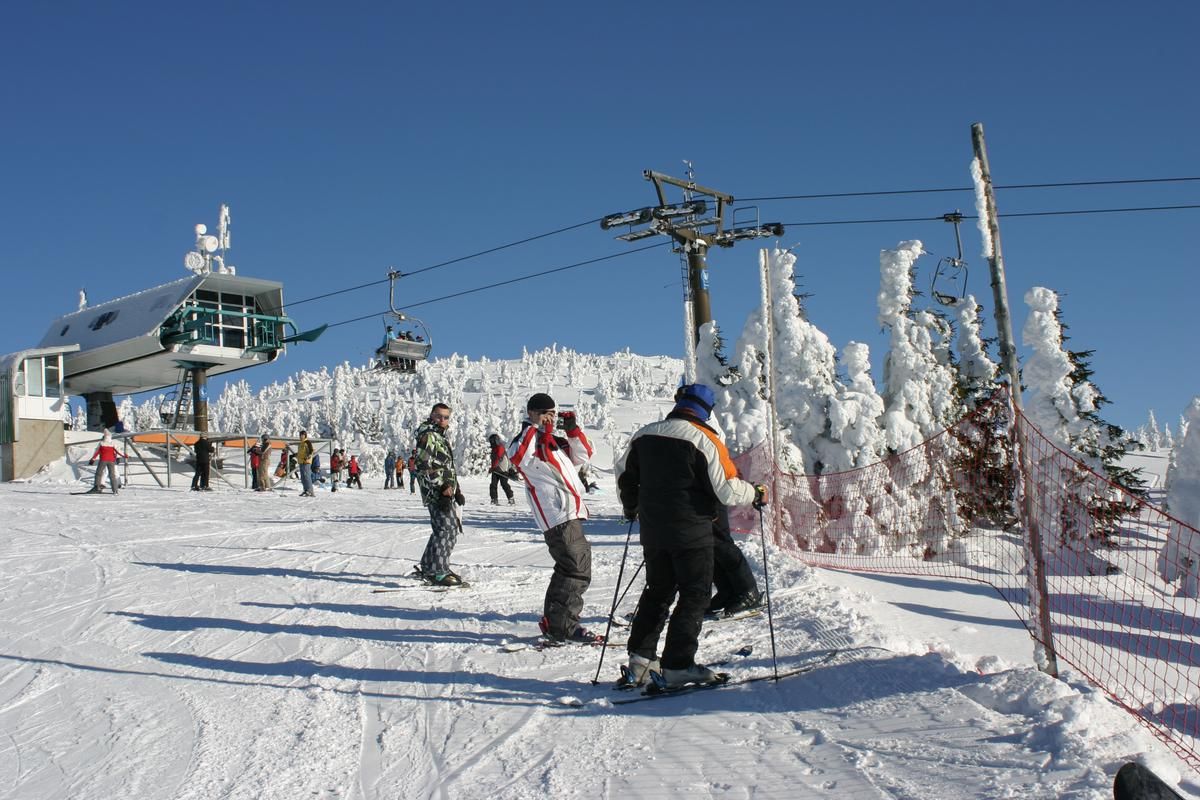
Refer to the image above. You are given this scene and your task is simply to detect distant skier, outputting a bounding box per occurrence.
[384,451,397,489]
[256,434,273,491]
[249,437,264,491]
[296,430,315,497]
[615,383,768,688]
[346,454,363,489]
[487,433,516,505]
[330,449,343,492]
[191,435,215,491]
[87,429,123,494]
[407,452,418,493]
[508,393,602,646]
[413,403,466,586]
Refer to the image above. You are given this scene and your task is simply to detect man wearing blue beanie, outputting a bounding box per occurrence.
[615,383,768,688]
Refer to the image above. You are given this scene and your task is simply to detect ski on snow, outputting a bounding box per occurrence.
[609,608,762,628]
[1113,762,1185,800]
[371,581,471,593]
[501,636,626,653]
[605,648,841,706]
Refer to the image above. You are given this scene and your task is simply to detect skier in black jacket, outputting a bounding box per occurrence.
[615,383,767,689]
[191,435,215,491]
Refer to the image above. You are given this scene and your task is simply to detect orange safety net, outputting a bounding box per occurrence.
[729,390,1200,772]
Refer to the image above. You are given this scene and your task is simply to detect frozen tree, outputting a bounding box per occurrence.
[695,320,739,390]
[875,241,967,552]
[1146,410,1163,451]
[951,296,998,408]
[714,296,771,456]
[1158,397,1200,596]
[817,342,884,472]
[1022,287,1143,564]
[878,241,959,452]
[761,248,847,476]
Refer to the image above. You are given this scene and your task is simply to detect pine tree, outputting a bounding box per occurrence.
[1021,287,1144,563]
[1158,397,1200,595]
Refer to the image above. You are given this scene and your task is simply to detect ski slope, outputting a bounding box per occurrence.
[0,465,1192,799]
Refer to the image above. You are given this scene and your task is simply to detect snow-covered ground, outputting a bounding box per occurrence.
[0,459,1193,799]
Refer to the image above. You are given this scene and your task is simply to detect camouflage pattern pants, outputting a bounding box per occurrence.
[419,503,460,576]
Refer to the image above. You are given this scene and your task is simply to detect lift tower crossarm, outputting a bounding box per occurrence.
[643,169,734,239]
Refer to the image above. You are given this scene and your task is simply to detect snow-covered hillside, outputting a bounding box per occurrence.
[3,354,1195,799]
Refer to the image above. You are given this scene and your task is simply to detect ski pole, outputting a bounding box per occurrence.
[592,519,635,685]
[757,504,780,681]
[609,559,644,624]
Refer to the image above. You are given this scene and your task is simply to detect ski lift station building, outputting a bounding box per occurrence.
[0,207,324,481]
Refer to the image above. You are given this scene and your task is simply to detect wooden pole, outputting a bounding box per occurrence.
[972,122,1060,678]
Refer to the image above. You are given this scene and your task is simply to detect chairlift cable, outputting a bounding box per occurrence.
[287,217,603,308]
[321,242,668,329]
[286,187,1196,309]
[740,176,1200,202]
[305,203,1200,331]
[781,203,1200,227]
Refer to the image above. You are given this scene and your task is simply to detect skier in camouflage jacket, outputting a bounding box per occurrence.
[413,403,466,585]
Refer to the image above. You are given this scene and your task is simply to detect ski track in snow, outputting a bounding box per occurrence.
[0,476,1191,799]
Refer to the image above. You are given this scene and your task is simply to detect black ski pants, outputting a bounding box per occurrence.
[541,518,592,638]
[192,460,210,490]
[489,471,514,502]
[713,507,757,599]
[627,542,714,670]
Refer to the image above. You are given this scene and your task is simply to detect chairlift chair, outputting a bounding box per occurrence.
[931,211,969,307]
[374,270,432,373]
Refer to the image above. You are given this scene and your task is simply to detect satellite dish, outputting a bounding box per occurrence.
[195,224,208,236]
[184,251,205,272]
[201,235,220,253]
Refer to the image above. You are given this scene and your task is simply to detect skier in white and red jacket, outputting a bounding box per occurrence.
[87,429,123,494]
[508,393,602,646]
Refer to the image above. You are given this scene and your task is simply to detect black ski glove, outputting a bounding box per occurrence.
[752,484,769,510]
[623,507,638,523]
[454,489,465,506]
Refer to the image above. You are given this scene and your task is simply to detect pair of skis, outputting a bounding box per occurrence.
[607,648,841,706]
[608,608,763,628]
[501,635,626,653]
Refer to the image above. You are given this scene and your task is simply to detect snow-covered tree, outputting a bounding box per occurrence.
[878,241,959,452]
[762,248,847,476]
[1145,410,1163,451]
[1021,287,1143,564]
[874,241,966,553]
[817,342,884,471]
[1158,397,1200,596]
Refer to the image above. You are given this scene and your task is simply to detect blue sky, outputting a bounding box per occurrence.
[2,2,1196,431]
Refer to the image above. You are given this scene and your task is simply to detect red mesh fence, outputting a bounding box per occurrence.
[730,392,1200,773]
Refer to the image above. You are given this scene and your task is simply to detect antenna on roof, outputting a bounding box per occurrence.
[184,205,235,275]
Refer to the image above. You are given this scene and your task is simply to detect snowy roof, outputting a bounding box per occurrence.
[0,343,80,378]
[36,273,286,353]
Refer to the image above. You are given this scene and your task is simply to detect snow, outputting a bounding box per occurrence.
[2,415,1193,798]
[971,158,994,260]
